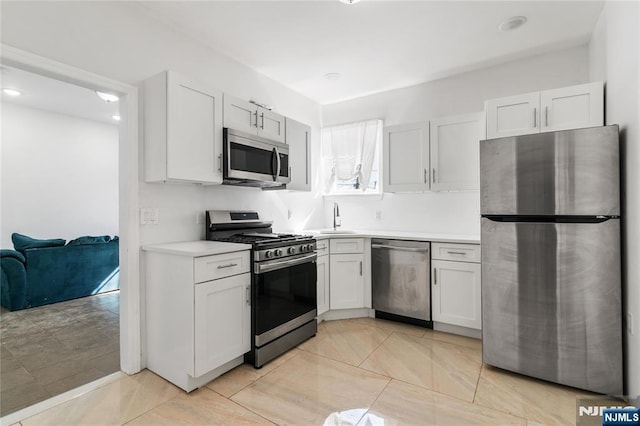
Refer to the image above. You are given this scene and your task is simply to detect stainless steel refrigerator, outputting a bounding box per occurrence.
[480,125,623,395]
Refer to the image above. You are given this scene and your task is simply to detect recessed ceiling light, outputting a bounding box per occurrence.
[499,16,527,32]
[339,0,361,4]
[96,91,119,103]
[112,115,121,121]
[2,88,22,97]
[325,72,342,81]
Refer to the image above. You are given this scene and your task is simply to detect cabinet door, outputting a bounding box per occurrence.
[540,82,603,132]
[317,255,330,315]
[329,254,365,309]
[194,273,250,377]
[485,92,540,139]
[167,72,223,183]
[223,94,257,135]
[430,113,485,191]
[432,260,481,330]
[383,122,430,192]
[285,117,311,191]
[258,108,286,143]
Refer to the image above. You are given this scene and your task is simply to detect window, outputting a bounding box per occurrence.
[321,119,382,195]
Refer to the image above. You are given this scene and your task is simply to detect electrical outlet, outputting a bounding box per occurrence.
[288,209,292,220]
[375,210,382,220]
[140,208,159,225]
[628,312,635,335]
[196,213,204,225]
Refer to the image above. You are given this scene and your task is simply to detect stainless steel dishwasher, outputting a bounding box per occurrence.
[371,239,432,328]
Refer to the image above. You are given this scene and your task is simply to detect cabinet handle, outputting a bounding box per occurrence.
[360,261,363,276]
[253,110,258,128]
[424,169,428,184]
[432,168,436,183]
[260,112,265,129]
[246,285,251,305]
[533,107,537,128]
[545,106,549,127]
[433,268,437,285]
[218,154,222,172]
[446,251,467,255]
[217,263,238,269]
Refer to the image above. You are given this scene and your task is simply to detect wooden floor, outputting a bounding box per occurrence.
[0,291,120,416]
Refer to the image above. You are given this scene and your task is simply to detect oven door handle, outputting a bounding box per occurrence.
[255,253,317,274]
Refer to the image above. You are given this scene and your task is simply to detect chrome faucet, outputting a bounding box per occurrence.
[333,202,341,230]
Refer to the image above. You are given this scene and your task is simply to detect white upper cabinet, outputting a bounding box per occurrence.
[485,82,604,139]
[383,122,430,192]
[430,113,485,191]
[285,117,311,191]
[144,71,223,184]
[485,91,540,139]
[540,82,604,132]
[223,94,285,143]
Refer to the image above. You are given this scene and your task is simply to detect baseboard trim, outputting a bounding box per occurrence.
[0,371,124,426]
[433,322,482,339]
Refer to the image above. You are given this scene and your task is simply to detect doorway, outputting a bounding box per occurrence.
[0,46,140,421]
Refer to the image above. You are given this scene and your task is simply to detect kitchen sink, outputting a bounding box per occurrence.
[318,229,357,234]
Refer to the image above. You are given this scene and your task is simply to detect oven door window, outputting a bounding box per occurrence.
[254,260,317,337]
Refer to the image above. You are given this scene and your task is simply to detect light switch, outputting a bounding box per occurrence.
[140,208,159,225]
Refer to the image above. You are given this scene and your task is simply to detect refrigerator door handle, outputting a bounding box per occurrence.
[482,215,615,224]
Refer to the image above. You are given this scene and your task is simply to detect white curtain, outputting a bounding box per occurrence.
[322,120,381,192]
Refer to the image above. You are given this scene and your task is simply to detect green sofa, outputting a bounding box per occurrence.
[0,233,119,311]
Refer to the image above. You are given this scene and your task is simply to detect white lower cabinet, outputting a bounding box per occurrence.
[431,243,482,330]
[316,254,330,315]
[144,247,251,392]
[328,238,366,310]
[194,273,250,377]
[330,253,365,309]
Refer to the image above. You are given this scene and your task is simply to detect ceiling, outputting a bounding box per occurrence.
[137,0,605,105]
[0,66,120,126]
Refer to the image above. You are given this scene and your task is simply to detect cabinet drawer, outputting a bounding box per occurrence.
[330,238,364,254]
[432,243,480,263]
[194,251,250,283]
[316,239,329,256]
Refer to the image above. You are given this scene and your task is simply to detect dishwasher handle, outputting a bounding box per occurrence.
[371,244,429,253]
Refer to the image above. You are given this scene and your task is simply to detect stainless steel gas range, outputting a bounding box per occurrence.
[206,210,317,368]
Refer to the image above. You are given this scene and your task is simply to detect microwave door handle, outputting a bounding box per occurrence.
[271,147,278,181]
[275,147,282,180]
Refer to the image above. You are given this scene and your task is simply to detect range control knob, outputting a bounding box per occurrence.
[274,249,283,257]
[265,250,274,258]
[287,247,296,255]
[306,244,315,252]
[300,245,307,252]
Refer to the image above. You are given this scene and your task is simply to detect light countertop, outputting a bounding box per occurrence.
[142,240,251,257]
[302,229,480,244]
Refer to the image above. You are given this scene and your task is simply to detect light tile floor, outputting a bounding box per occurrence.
[13,318,608,425]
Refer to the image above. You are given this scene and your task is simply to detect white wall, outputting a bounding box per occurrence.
[0,1,324,248]
[0,103,118,248]
[321,46,590,235]
[0,1,324,369]
[589,0,640,403]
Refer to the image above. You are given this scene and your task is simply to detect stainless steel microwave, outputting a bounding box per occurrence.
[223,128,290,188]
